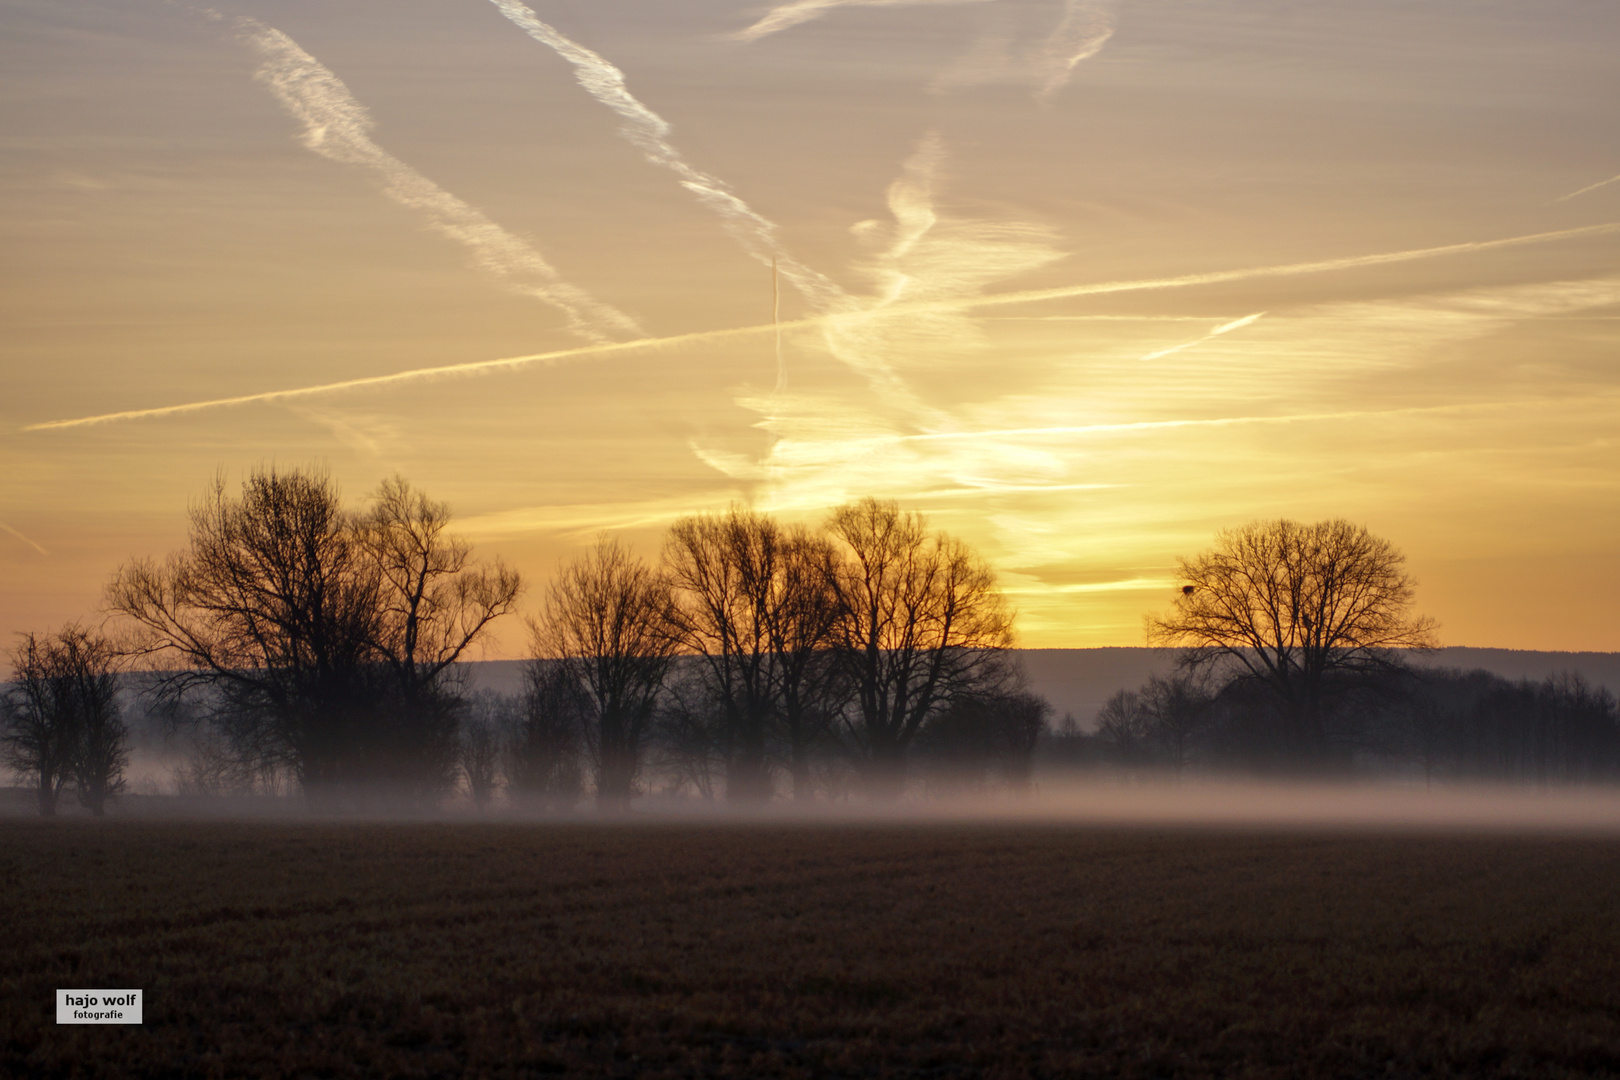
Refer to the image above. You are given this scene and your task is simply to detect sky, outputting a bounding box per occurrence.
[2,0,1619,656]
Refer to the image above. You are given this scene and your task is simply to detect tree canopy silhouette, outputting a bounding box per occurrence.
[1147,518,1437,761]
[106,467,518,802]
[826,498,1015,797]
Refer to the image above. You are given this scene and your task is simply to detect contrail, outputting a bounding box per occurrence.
[0,520,48,555]
[1140,311,1265,361]
[24,221,1620,432]
[959,221,1620,313]
[239,17,640,344]
[1035,0,1117,101]
[487,0,848,312]
[22,323,782,431]
[896,397,1585,442]
[730,0,993,43]
[1557,172,1620,203]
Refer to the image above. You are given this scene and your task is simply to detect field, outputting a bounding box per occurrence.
[6,820,1620,1078]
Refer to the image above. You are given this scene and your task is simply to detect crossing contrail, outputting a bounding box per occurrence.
[240,17,640,343]
[23,220,1620,432]
[487,0,848,312]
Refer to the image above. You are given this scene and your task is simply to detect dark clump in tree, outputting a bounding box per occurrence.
[1148,518,1437,767]
[921,687,1050,794]
[2,626,129,816]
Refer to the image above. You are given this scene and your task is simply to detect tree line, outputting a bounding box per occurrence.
[1078,519,1619,780]
[8,477,1617,814]
[3,466,1039,813]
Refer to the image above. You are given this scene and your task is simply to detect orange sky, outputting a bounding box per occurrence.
[3,0,1619,656]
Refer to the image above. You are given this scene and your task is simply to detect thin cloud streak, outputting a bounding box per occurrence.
[897,398,1593,443]
[731,0,992,43]
[962,222,1620,313]
[0,521,49,556]
[24,221,1619,432]
[488,0,847,311]
[238,19,639,344]
[1557,172,1620,202]
[1035,0,1117,100]
[1140,311,1264,361]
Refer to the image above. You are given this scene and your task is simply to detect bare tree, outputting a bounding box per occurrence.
[1095,688,1151,769]
[664,510,844,803]
[362,477,522,797]
[1147,518,1438,763]
[771,528,846,800]
[106,467,517,805]
[664,509,784,803]
[3,626,128,816]
[530,537,678,812]
[1139,672,1213,776]
[505,662,586,812]
[826,498,1015,798]
[458,694,504,810]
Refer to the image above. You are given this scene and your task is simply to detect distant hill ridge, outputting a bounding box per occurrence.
[463,648,1620,733]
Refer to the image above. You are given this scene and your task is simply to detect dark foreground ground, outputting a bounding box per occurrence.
[6,821,1620,1078]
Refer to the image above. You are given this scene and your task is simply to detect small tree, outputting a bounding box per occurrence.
[505,662,586,812]
[2,626,128,816]
[826,498,1014,798]
[529,537,677,812]
[363,477,522,800]
[1148,518,1437,764]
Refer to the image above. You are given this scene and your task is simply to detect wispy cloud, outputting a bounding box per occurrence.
[730,0,993,43]
[0,520,49,556]
[819,131,1064,408]
[488,0,847,312]
[1034,0,1117,100]
[23,221,1620,432]
[238,17,640,344]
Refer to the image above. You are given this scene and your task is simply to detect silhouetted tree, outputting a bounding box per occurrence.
[107,467,516,805]
[530,537,677,812]
[770,528,846,800]
[664,509,845,802]
[1095,688,1151,769]
[664,509,788,803]
[363,477,522,798]
[1139,672,1213,775]
[505,662,586,812]
[2,626,128,816]
[924,686,1050,793]
[1148,518,1437,765]
[826,498,1015,798]
[458,692,506,809]
[652,663,727,800]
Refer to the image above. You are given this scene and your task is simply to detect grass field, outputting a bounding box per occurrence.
[6,819,1620,1078]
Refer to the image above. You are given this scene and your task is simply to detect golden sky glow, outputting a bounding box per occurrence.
[3,0,1619,655]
